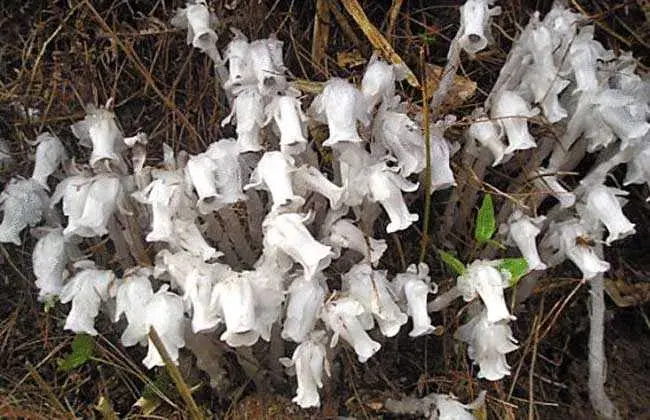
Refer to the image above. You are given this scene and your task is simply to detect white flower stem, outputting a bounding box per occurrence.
[588,242,619,419]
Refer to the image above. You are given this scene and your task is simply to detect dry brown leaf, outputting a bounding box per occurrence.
[605,278,650,307]
[425,63,477,110]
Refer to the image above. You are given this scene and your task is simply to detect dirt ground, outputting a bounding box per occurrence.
[1,0,650,418]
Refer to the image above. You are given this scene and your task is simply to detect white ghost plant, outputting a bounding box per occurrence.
[282,275,327,343]
[0,178,49,245]
[392,263,439,337]
[59,261,115,336]
[262,212,332,281]
[32,228,68,300]
[310,78,368,147]
[31,133,66,189]
[456,260,514,323]
[142,285,186,368]
[458,0,501,56]
[279,331,330,408]
[245,151,304,211]
[455,308,518,381]
[367,164,419,233]
[170,0,220,62]
[322,295,381,363]
[542,218,610,280]
[343,263,408,337]
[265,95,308,154]
[114,267,154,346]
[468,108,506,166]
[324,218,387,266]
[70,100,125,168]
[579,185,635,245]
[492,90,539,154]
[500,210,547,271]
[222,87,266,152]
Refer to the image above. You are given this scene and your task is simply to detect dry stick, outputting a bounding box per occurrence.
[311,0,331,70]
[385,0,404,43]
[339,0,419,88]
[148,328,204,420]
[419,46,432,264]
[528,315,539,420]
[82,0,205,150]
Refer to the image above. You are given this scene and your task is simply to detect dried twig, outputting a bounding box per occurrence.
[339,0,419,87]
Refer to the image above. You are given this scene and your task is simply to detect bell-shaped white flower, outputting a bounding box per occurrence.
[204,139,247,206]
[455,309,518,381]
[33,228,68,300]
[223,31,255,90]
[596,89,650,144]
[468,108,506,166]
[361,55,398,112]
[64,174,122,238]
[580,185,635,245]
[172,218,219,261]
[133,177,181,242]
[458,0,501,56]
[170,1,220,62]
[265,95,308,154]
[248,38,287,94]
[292,164,344,210]
[324,218,387,265]
[492,90,539,154]
[245,151,304,211]
[433,391,486,420]
[263,212,332,280]
[114,267,154,346]
[70,101,124,167]
[246,266,285,342]
[142,285,186,368]
[282,275,327,343]
[222,87,265,152]
[186,153,220,214]
[457,260,514,323]
[184,268,221,333]
[343,263,408,337]
[368,164,419,233]
[337,143,375,207]
[533,167,576,208]
[428,127,456,193]
[624,143,650,187]
[31,133,66,189]
[212,271,259,347]
[322,295,381,363]
[372,108,425,176]
[310,78,367,147]
[280,331,329,408]
[500,210,547,271]
[541,219,610,279]
[0,178,48,245]
[392,263,438,337]
[59,261,115,335]
[568,26,604,94]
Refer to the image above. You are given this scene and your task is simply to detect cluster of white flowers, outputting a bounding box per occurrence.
[1,0,648,415]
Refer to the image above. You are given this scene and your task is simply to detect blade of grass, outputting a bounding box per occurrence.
[148,328,204,420]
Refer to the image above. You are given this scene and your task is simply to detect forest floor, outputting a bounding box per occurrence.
[1,0,650,419]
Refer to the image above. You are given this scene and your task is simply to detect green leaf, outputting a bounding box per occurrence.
[498,258,529,286]
[58,334,94,372]
[475,193,496,243]
[438,250,467,276]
